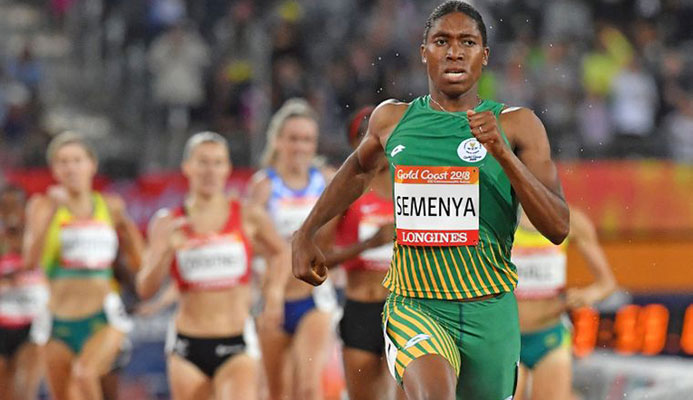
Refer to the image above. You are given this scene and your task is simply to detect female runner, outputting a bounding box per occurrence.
[136,131,290,400]
[292,2,570,399]
[248,98,337,400]
[23,131,143,400]
[0,185,49,400]
[513,207,616,400]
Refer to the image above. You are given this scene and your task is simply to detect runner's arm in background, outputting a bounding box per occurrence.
[22,194,57,270]
[245,203,291,329]
[105,194,145,272]
[565,208,617,309]
[136,283,179,316]
[136,210,185,300]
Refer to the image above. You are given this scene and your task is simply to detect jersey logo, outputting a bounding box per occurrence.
[404,334,431,349]
[390,145,406,157]
[173,338,189,357]
[457,138,487,162]
[215,344,244,357]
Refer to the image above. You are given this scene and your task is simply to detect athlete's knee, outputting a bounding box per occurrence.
[405,383,456,400]
[295,382,321,400]
[403,355,456,400]
[265,378,286,400]
[71,361,100,391]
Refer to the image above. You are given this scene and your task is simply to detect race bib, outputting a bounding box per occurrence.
[394,166,479,246]
[513,251,567,298]
[0,274,49,324]
[275,197,318,238]
[176,235,248,287]
[60,221,118,269]
[358,219,393,270]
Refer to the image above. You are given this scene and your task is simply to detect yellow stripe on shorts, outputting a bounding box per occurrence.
[383,295,461,384]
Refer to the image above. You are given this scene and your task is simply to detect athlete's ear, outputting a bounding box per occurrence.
[482,47,489,66]
[420,44,427,64]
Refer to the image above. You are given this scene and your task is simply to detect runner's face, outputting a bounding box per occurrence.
[51,144,97,194]
[421,12,488,98]
[184,142,231,197]
[276,117,318,172]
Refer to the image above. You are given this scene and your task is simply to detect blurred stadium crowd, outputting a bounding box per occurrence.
[0,0,692,174]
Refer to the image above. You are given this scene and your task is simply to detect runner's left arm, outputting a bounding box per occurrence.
[565,208,617,309]
[246,204,291,328]
[468,108,570,244]
[105,194,145,272]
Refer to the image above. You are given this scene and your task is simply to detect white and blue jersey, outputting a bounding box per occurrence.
[261,166,337,332]
[265,167,326,239]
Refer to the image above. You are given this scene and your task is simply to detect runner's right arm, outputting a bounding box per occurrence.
[293,101,406,285]
[22,195,57,270]
[136,210,184,300]
[136,283,179,316]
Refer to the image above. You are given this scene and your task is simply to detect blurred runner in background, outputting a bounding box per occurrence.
[513,207,616,400]
[23,132,144,400]
[137,131,290,399]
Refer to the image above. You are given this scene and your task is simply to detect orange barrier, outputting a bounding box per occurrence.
[559,161,693,236]
[566,237,693,292]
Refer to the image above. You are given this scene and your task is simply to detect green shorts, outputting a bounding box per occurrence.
[50,293,133,354]
[520,321,571,369]
[52,311,108,354]
[383,292,520,400]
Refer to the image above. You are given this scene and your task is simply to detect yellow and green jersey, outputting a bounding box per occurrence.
[512,224,568,299]
[382,96,518,300]
[41,193,118,280]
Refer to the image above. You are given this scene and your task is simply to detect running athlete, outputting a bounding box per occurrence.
[0,185,49,400]
[513,207,616,400]
[292,2,570,399]
[248,98,337,400]
[136,132,290,400]
[23,132,144,400]
[325,106,402,400]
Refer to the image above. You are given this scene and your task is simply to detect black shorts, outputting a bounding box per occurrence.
[339,299,385,355]
[169,331,246,378]
[0,324,32,359]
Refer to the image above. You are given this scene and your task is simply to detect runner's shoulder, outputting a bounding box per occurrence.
[499,106,547,143]
[369,99,410,138]
[26,193,50,211]
[499,106,536,126]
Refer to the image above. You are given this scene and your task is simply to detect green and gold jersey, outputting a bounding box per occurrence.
[382,96,518,300]
[41,192,118,280]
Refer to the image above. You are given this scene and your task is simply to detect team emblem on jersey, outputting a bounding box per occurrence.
[457,138,487,162]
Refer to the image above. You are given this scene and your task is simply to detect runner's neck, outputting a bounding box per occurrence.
[64,190,94,218]
[274,163,311,190]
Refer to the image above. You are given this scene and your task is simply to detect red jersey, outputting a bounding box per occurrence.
[170,200,252,291]
[0,253,49,327]
[337,191,394,272]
